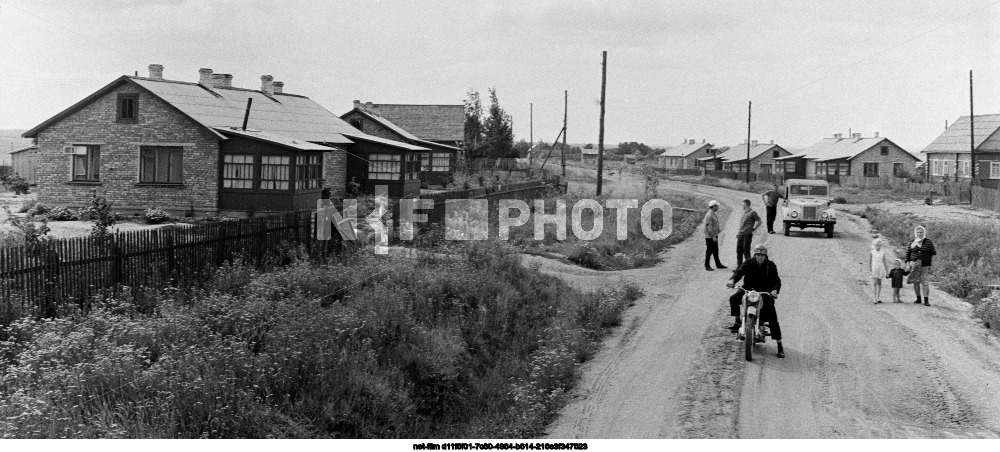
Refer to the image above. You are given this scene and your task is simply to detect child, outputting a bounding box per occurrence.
[869,239,889,303]
[886,259,910,303]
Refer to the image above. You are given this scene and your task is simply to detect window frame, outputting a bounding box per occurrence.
[892,162,905,177]
[222,154,255,189]
[350,118,363,130]
[880,145,889,156]
[863,162,879,177]
[139,146,184,184]
[990,161,1000,179]
[403,153,420,181]
[259,155,291,190]
[368,153,401,181]
[117,93,138,123]
[295,154,323,190]
[72,145,101,182]
[431,152,451,172]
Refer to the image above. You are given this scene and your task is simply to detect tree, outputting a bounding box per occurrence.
[584,143,594,149]
[513,139,532,157]
[463,89,485,159]
[482,87,515,158]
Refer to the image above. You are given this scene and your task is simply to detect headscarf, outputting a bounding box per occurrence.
[910,225,926,249]
[871,238,882,250]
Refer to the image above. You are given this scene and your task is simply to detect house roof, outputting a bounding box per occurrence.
[341,132,430,152]
[659,142,711,157]
[716,143,784,162]
[581,147,599,155]
[216,128,341,151]
[361,103,464,142]
[920,114,1000,154]
[788,136,919,162]
[342,108,460,153]
[9,145,37,155]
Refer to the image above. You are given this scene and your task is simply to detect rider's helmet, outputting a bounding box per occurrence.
[753,243,768,255]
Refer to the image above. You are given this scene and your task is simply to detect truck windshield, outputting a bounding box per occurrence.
[789,185,828,196]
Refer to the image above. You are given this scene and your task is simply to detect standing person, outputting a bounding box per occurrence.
[905,225,937,306]
[869,239,890,304]
[735,199,762,267]
[761,183,784,234]
[703,200,727,271]
[886,259,910,303]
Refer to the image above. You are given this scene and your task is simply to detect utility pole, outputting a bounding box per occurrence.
[562,90,568,178]
[970,70,976,184]
[746,101,752,184]
[597,51,607,196]
[530,103,533,147]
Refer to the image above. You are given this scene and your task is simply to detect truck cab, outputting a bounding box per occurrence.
[781,178,836,238]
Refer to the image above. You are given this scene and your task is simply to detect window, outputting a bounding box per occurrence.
[863,162,879,177]
[961,160,970,177]
[893,163,905,177]
[759,163,772,174]
[943,160,952,177]
[223,154,254,189]
[72,145,100,181]
[815,162,827,176]
[404,153,420,181]
[117,94,137,122]
[139,146,183,183]
[260,155,290,190]
[931,159,941,176]
[421,152,430,171]
[295,154,322,189]
[772,149,780,158]
[990,162,1000,179]
[350,118,363,130]
[785,161,796,173]
[368,153,400,180]
[431,152,451,172]
[880,145,889,156]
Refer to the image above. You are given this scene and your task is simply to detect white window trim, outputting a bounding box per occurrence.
[990,161,1000,179]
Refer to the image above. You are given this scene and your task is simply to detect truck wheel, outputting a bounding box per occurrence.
[783,221,790,236]
[826,225,834,238]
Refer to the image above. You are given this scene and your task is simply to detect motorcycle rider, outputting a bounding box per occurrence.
[726,243,784,358]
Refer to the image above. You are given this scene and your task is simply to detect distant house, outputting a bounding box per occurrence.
[22,64,424,215]
[9,145,38,185]
[350,101,464,149]
[341,104,459,187]
[921,115,1000,188]
[774,133,919,180]
[715,141,792,174]
[658,139,715,169]
[581,147,598,163]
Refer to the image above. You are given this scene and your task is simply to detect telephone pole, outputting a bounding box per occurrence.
[746,101,752,184]
[530,103,533,146]
[597,51,607,196]
[970,70,976,184]
[562,90,568,178]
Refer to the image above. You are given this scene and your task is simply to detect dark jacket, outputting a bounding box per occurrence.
[730,258,781,294]
[887,268,909,288]
[905,238,936,267]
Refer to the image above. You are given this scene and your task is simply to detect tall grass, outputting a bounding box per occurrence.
[0,241,642,438]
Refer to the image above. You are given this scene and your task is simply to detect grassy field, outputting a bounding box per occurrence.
[0,241,642,438]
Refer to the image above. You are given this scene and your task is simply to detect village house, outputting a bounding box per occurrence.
[709,140,791,174]
[658,139,715,169]
[921,115,1000,188]
[773,132,919,180]
[580,146,598,164]
[9,145,38,185]
[22,64,428,215]
[349,102,464,149]
[341,101,460,187]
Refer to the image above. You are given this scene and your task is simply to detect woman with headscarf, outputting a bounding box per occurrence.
[869,238,889,303]
[905,225,937,306]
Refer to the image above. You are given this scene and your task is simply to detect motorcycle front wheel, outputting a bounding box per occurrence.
[744,314,755,361]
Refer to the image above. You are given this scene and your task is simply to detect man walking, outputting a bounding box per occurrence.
[703,200,727,271]
[736,199,761,267]
[761,183,784,234]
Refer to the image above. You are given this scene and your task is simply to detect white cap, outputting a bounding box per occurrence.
[708,200,720,208]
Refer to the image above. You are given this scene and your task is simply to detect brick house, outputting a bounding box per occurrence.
[714,140,792,174]
[774,133,919,180]
[349,101,464,149]
[658,139,715,169]
[341,103,460,187]
[22,65,424,215]
[921,115,1000,188]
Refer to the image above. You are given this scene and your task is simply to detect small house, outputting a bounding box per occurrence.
[717,141,792,174]
[9,145,38,185]
[921,115,1000,188]
[776,132,919,181]
[658,139,715,169]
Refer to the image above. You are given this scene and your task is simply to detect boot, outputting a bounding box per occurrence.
[776,342,785,358]
[923,297,930,306]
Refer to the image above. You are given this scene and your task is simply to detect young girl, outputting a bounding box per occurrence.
[869,239,889,303]
[886,259,910,303]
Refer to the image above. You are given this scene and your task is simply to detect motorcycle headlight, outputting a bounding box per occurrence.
[747,291,761,302]
[790,211,798,218]
[821,212,829,218]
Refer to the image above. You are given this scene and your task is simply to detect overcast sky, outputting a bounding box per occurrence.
[1,0,998,151]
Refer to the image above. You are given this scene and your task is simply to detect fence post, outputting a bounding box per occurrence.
[165,227,176,279]
[215,224,227,266]
[112,235,123,286]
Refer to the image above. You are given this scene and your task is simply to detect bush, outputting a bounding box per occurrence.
[143,207,174,225]
[45,206,79,221]
[831,196,848,204]
[26,202,50,217]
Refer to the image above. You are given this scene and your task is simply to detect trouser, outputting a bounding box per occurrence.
[705,238,723,268]
[766,205,777,232]
[736,233,752,267]
[729,292,782,340]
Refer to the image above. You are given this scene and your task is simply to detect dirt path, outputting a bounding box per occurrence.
[538,165,1000,438]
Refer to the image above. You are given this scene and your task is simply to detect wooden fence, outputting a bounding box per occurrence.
[972,186,1000,212]
[0,211,321,317]
[417,177,565,224]
[837,176,973,203]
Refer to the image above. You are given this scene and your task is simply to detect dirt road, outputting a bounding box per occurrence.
[539,165,1000,438]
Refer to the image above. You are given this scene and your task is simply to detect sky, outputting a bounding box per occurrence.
[0,0,998,153]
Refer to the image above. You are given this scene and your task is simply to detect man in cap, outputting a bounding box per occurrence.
[703,200,727,271]
[761,183,784,234]
[726,243,784,358]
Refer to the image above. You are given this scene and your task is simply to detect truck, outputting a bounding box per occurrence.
[781,178,836,238]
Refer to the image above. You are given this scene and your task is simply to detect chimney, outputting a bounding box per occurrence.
[851,132,861,139]
[260,75,274,95]
[365,101,374,112]
[751,140,758,146]
[689,138,694,145]
[702,139,706,143]
[199,68,213,86]
[770,139,774,145]
[833,133,842,139]
[211,74,233,88]
[272,81,284,94]
[874,131,880,138]
[148,64,164,79]
[354,100,362,110]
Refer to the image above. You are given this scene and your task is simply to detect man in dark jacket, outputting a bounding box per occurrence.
[726,243,784,358]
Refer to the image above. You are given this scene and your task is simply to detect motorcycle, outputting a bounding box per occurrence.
[734,286,775,361]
